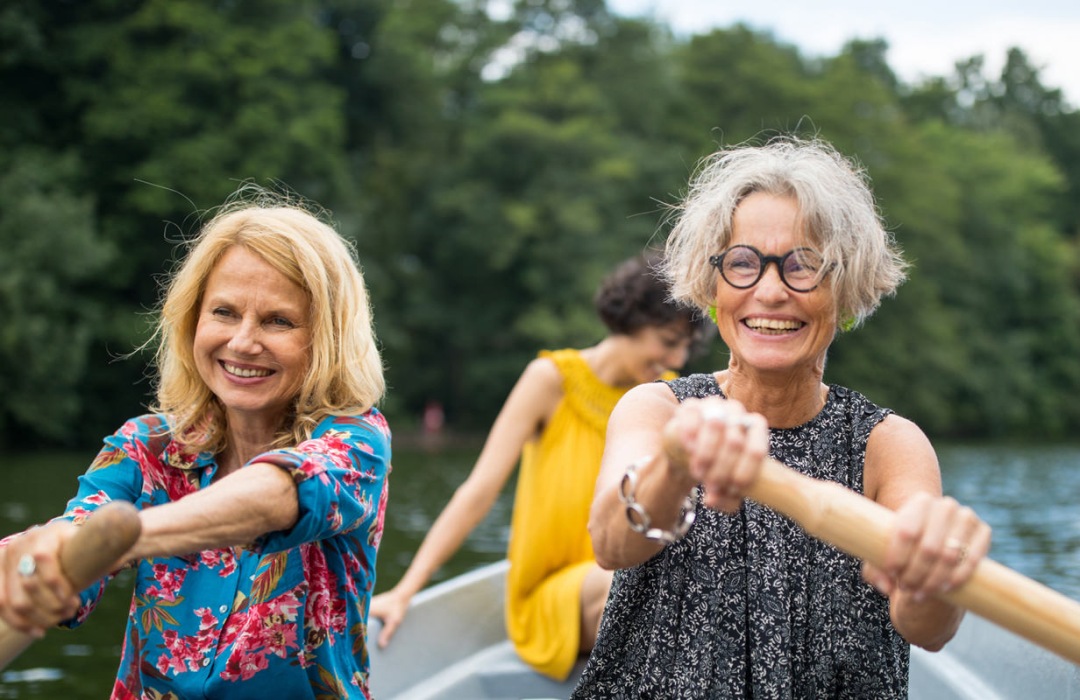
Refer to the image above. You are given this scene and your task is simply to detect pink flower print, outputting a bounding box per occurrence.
[155,608,220,676]
[163,440,197,470]
[221,649,270,682]
[199,548,238,577]
[218,594,302,682]
[146,564,187,602]
[84,491,111,505]
[301,544,347,645]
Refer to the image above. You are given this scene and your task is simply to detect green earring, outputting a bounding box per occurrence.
[840,315,857,332]
[707,305,718,323]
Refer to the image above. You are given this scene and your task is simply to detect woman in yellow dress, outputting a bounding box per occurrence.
[369,253,707,679]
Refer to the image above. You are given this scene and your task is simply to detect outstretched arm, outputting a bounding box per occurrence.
[0,462,298,638]
[125,462,298,560]
[370,357,562,647]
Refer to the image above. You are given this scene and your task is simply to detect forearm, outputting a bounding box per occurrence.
[590,454,698,570]
[891,592,965,651]
[393,483,499,597]
[126,463,299,561]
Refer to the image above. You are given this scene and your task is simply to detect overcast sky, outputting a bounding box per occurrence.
[606,0,1080,107]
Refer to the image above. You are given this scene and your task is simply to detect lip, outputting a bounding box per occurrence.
[219,360,275,381]
[740,315,807,335]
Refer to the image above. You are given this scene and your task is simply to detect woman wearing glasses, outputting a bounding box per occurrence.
[573,137,991,698]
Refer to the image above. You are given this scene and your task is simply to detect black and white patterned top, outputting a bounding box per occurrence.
[572,374,909,699]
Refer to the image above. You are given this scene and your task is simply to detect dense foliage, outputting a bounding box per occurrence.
[2,0,1078,446]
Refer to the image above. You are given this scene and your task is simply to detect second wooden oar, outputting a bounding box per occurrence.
[0,501,142,670]
[663,430,1080,667]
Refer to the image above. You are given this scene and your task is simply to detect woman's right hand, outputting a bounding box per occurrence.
[369,587,412,648]
[0,522,81,637]
[664,397,769,513]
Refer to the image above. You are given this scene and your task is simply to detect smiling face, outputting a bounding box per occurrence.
[193,246,312,431]
[621,320,696,385]
[715,191,837,376]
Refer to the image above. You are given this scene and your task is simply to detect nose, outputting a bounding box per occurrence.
[227,319,263,355]
[754,262,789,302]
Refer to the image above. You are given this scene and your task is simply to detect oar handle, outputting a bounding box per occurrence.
[0,501,142,670]
[664,428,1080,666]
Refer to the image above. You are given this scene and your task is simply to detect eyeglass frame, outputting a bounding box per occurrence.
[708,245,831,293]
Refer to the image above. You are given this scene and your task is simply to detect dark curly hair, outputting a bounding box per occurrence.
[594,251,710,353]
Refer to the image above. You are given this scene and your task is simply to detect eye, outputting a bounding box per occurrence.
[267,316,297,329]
[211,307,235,318]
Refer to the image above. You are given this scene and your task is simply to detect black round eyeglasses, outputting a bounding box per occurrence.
[708,245,829,293]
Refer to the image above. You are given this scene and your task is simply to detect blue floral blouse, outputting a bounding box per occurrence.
[48,411,390,699]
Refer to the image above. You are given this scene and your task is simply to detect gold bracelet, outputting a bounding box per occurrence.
[617,455,697,544]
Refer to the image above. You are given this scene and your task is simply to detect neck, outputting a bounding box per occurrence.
[580,337,637,388]
[717,365,827,429]
[218,412,283,477]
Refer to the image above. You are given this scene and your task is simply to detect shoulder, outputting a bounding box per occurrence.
[107,414,177,457]
[313,411,391,455]
[511,354,567,409]
[865,413,940,505]
[663,372,721,401]
[615,380,680,415]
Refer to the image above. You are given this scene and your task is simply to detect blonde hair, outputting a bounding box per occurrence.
[149,186,385,454]
[661,136,908,328]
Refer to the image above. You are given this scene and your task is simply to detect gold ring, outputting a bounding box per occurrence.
[945,538,968,563]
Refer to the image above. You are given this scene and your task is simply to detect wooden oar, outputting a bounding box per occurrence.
[0,501,142,670]
[663,429,1080,666]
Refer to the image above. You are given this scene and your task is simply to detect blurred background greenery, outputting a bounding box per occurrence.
[2,0,1078,448]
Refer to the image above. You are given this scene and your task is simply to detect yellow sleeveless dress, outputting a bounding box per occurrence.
[504,348,644,680]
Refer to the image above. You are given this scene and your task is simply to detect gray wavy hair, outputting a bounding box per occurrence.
[660,137,908,328]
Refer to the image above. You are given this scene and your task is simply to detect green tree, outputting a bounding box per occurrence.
[0,151,114,444]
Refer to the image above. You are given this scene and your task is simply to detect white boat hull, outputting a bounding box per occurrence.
[368,560,1080,699]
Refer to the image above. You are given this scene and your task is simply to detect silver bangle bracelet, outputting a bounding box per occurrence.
[617,455,698,545]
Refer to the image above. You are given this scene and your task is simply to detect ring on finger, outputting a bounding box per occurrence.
[702,405,728,423]
[945,538,968,563]
[16,554,36,577]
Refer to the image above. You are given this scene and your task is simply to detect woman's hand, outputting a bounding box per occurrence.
[0,522,81,638]
[369,587,412,648]
[664,397,769,513]
[862,492,991,601]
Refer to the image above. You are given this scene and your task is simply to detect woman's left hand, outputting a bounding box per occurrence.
[862,492,991,601]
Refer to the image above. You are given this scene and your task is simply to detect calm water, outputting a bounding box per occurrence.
[1,442,1078,697]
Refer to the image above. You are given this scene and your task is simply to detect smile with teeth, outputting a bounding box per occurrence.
[223,362,273,378]
[743,317,805,335]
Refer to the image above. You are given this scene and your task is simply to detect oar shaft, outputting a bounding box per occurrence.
[748,456,1080,665]
[0,501,142,670]
[665,429,1080,666]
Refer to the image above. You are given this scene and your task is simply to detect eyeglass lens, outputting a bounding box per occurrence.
[716,246,823,291]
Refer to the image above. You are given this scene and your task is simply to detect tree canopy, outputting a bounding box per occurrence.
[2,0,1077,446]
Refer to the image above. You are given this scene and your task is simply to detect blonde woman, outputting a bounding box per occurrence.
[0,186,390,699]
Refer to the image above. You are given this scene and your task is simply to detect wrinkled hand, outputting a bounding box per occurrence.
[862,492,991,601]
[664,397,769,513]
[0,521,81,637]
[369,588,412,649]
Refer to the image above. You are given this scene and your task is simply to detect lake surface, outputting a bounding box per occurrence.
[1,441,1078,697]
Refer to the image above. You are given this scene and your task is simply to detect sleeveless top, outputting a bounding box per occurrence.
[505,349,633,679]
[572,374,909,699]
